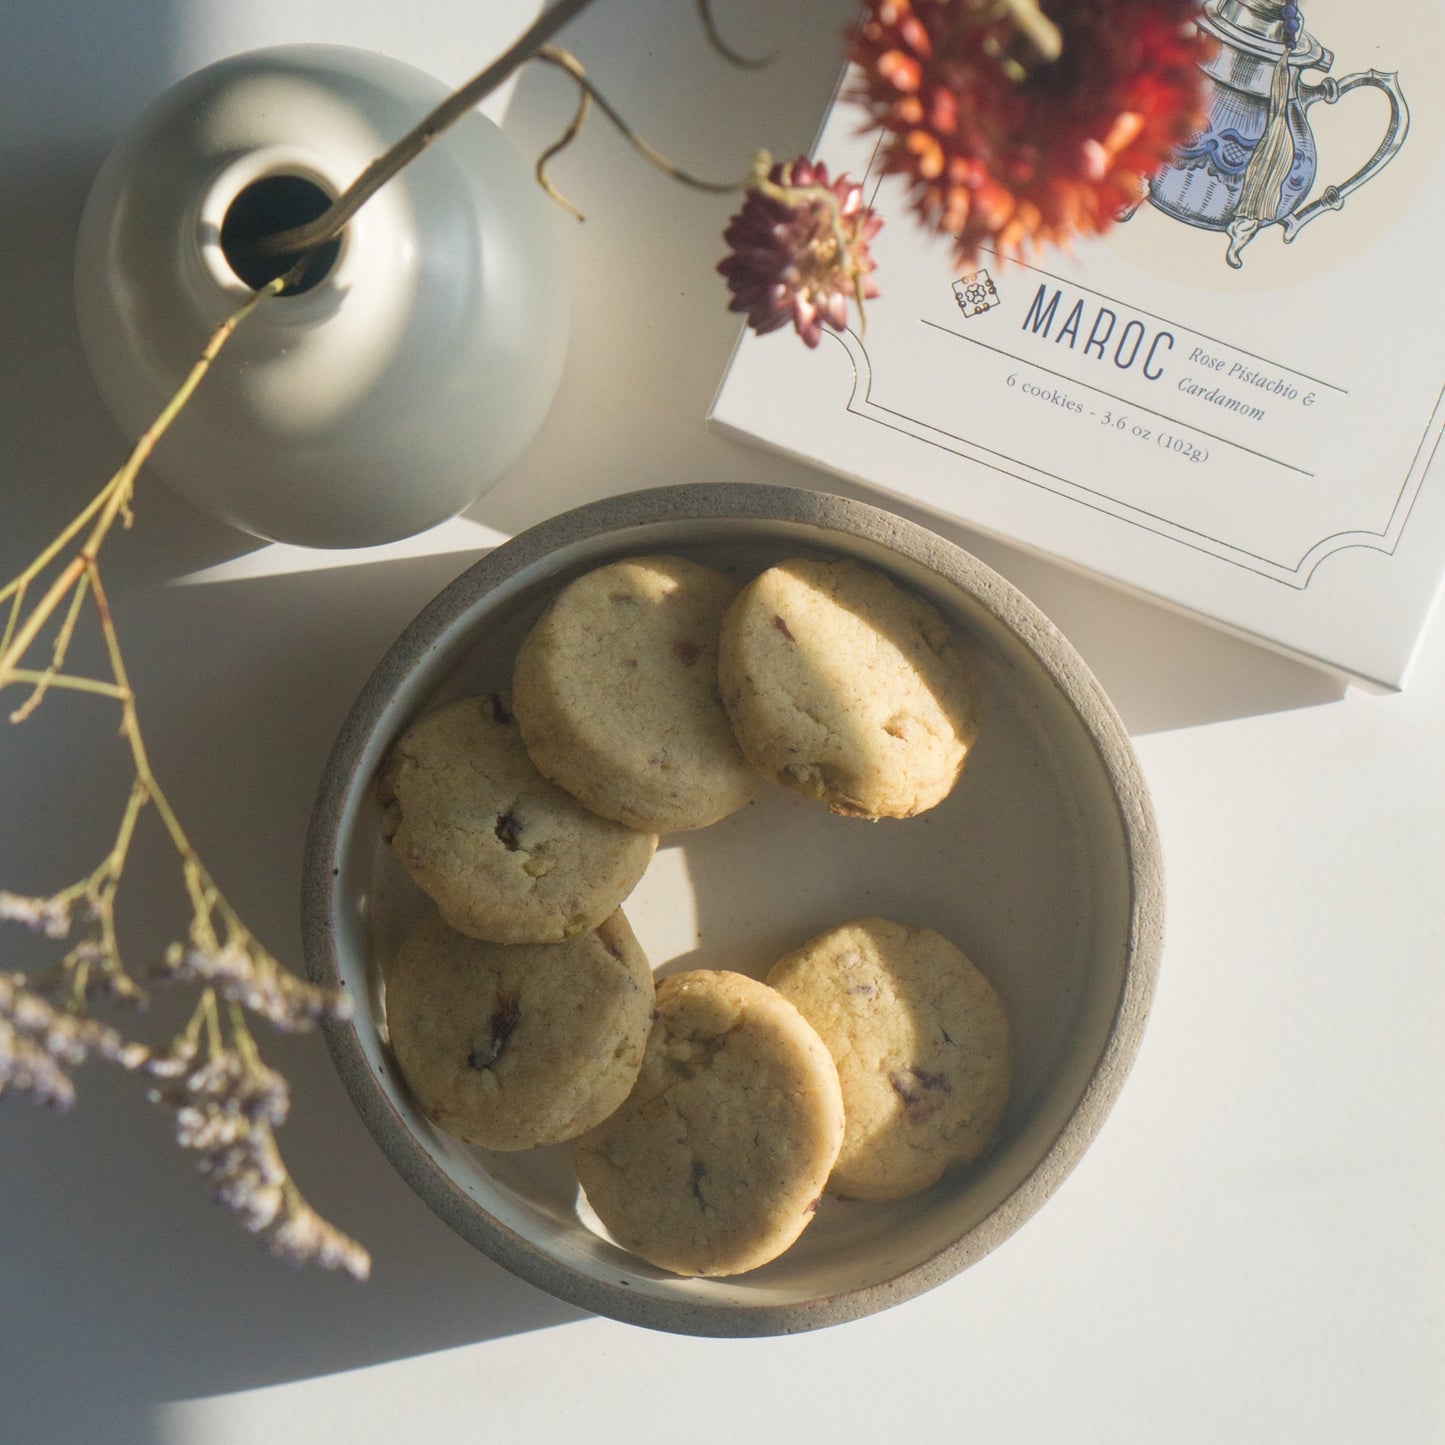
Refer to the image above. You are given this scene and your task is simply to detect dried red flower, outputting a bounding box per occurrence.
[845,0,1211,263]
[717,154,883,348]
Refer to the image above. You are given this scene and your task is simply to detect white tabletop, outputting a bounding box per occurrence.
[2,2,1442,1442]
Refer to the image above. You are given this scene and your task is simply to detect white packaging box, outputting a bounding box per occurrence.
[710,6,1445,690]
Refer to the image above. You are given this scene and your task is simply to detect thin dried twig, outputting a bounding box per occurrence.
[535,75,594,220]
[0,276,286,696]
[534,46,744,195]
[251,0,603,263]
[696,0,774,69]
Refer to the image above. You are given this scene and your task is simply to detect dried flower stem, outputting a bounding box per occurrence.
[534,64,594,220]
[0,277,285,694]
[696,0,773,69]
[5,670,129,702]
[255,0,750,266]
[534,46,742,203]
[530,44,746,220]
[253,0,604,262]
[2,269,366,1275]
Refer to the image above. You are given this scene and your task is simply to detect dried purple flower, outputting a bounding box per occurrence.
[150,1037,369,1280]
[158,935,352,1032]
[266,1196,372,1280]
[0,890,75,939]
[0,971,146,1108]
[718,153,883,348]
[199,1132,288,1232]
[142,1034,201,1080]
[155,1051,291,1128]
[0,1012,78,1109]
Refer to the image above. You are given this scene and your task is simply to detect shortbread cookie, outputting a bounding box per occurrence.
[512,555,758,833]
[384,909,655,1150]
[376,694,656,944]
[573,970,844,1277]
[768,917,1010,1200]
[717,558,981,819]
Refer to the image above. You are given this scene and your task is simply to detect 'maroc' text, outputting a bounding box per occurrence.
[1020,284,1174,382]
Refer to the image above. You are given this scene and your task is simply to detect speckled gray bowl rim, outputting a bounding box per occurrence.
[302,482,1163,1336]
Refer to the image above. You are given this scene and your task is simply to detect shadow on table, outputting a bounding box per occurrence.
[0,550,591,1445]
[970,540,1352,733]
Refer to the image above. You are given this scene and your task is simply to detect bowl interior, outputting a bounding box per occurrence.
[309,494,1155,1334]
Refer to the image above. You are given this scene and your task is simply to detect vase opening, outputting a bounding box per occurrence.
[219,174,342,296]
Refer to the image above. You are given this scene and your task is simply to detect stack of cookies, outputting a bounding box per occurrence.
[375,553,1011,1277]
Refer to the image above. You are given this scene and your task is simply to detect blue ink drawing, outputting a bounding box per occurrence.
[1118,0,1409,269]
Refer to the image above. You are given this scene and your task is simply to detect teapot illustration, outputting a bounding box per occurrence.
[1127,0,1409,268]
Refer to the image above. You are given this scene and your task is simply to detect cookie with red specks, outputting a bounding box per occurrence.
[767,917,1011,1201]
[573,970,844,1277]
[384,909,655,1150]
[512,556,758,833]
[717,558,981,819]
[376,694,656,944]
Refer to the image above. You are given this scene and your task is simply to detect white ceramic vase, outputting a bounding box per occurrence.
[74,45,570,548]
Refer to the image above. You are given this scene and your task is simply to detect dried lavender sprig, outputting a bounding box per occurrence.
[0,890,75,940]
[2,877,147,1009]
[149,1033,369,1279]
[1,260,370,1277]
[157,936,352,1033]
[267,1193,371,1280]
[204,1136,286,1234]
[0,971,148,1107]
[0,1015,77,1108]
[142,1033,200,1080]
[149,1049,290,1129]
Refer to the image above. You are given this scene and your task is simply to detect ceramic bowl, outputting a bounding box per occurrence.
[302,484,1163,1335]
